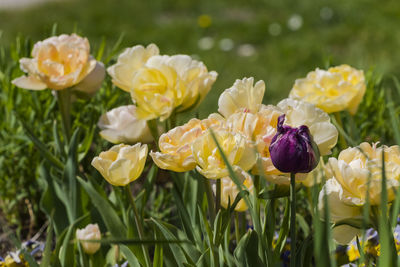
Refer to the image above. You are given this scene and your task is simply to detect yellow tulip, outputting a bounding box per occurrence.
[326,142,400,205]
[91,143,148,186]
[290,64,366,115]
[215,167,254,212]
[191,129,257,179]
[150,114,224,172]
[12,34,103,91]
[218,77,265,118]
[107,44,160,92]
[131,55,217,120]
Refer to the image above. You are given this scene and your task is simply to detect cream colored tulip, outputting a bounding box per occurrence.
[76,224,101,254]
[290,64,366,115]
[326,142,400,205]
[150,113,224,172]
[214,168,254,212]
[91,143,148,186]
[12,34,100,91]
[107,44,159,92]
[258,99,338,185]
[191,129,257,179]
[98,105,153,144]
[131,55,217,121]
[218,77,265,118]
[318,178,362,244]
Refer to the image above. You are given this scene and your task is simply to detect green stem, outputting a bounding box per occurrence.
[234,212,240,244]
[203,178,216,225]
[334,112,348,149]
[125,185,151,267]
[56,89,72,143]
[147,119,159,148]
[216,179,221,212]
[290,172,296,267]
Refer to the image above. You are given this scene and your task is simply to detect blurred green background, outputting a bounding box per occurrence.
[2,0,400,116]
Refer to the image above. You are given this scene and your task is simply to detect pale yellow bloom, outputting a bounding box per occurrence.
[218,77,265,118]
[326,142,400,205]
[191,129,257,179]
[150,114,224,172]
[107,44,159,92]
[319,142,400,244]
[257,99,338,185]
[131,55,217,120]
[98,105,153,144]
[91,143,148,186]
[76,224,101,254]
[318,178,362,244]
[290,64,366,115]
[214,168,254,212]
[12,34,101,91]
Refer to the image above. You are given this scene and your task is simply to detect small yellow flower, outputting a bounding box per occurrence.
[12,34,103,91]
[347,242,361,262]
[197,14,212,28]
[91,143,148,186]
[214,167,254,212]
[76,224,101,254]
[290,64,366,115]
[218,77,265,118]
[191,129,257,179]
[150,114,224,172]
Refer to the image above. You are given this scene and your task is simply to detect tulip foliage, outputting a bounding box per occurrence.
[3,31,400,267]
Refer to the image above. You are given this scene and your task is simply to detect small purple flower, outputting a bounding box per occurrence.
[269,115,320,173]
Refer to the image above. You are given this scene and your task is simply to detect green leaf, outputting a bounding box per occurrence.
[151,218,192,267]
[40,219,54,267]
[38,164,69,235]
[19,117,64,170]
[77,177,126,238]
[120,245,141,267]
[59,214,89,267]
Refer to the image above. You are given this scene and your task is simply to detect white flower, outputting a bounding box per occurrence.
[76,224,101,254]
[98,105,153,144]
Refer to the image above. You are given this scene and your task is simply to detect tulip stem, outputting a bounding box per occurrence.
[203,178,216,224]
[216,179,221,212]
[234,212,241,244]
[147,119,159,148]
[125,185,151,267]
[334,112,348,149]
[56,89,71,143]
[290,172,296,267]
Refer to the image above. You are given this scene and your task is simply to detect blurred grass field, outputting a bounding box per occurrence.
[1,0,400,117]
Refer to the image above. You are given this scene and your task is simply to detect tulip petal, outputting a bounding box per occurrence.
[12,75,47,90]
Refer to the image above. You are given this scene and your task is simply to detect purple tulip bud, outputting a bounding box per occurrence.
[269,115,320,173]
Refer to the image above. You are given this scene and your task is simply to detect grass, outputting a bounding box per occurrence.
[1,0,400,118]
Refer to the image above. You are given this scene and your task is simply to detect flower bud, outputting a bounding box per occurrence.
[76,224,101,254]
[269,115,320,173]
